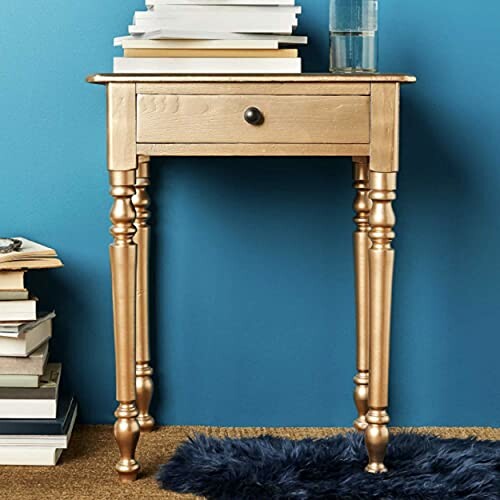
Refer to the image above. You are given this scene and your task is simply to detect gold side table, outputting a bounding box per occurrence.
[88,73,416,482]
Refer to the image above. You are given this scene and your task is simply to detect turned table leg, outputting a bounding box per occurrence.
[365,171,397,474]
[133,156,155,432]
[352,157,372,432]
[109,170,141,482]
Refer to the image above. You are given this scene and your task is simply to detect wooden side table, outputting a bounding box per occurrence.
[88,74,416,482]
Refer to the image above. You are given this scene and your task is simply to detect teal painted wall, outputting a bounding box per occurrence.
[1,1,499,426]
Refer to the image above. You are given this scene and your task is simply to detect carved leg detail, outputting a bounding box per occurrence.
[365,171,397,474]
[114,403,140,482]
[133,156,155,433]
[352,158,372,432]
[110,170,141,482]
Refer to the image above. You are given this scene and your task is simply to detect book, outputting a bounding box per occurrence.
[0,364,61,400]
[0,446,63,466]
[0,313,54,357]
[140,5,301,17]
[0,392,76,435]
[0,401,77,465]
[0,271,25,291]
[0,297,37,322]
[114,56,301,73]
[0,363,61,419]
[0,374,40,388]
[0,238,63,271]
[117,31,308,44]
[123,48,298,58]
[0,403,75,446]
[0,289,29,300]
[0,259,63,271]
[120,38,280,49]
[130,18,296,35]
[0,238,57,263]
[0,342,49,376]
[0,311,55,337]
[147,0,296,5]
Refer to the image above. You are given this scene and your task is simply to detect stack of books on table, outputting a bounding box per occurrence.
[0,238,76,466]
[114,0,307,74]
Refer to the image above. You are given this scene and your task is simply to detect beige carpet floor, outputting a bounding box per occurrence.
[0,425,498,499]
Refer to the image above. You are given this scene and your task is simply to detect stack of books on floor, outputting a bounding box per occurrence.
[0,238,76,466]
[114,0,307,74]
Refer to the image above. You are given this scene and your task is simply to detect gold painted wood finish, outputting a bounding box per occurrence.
[365,171,397,474]
[88,74,416,84]
[133,156,155,433]
[137,95,370,144]
[109,170,141,482]
[370,84,400,173]
[136,82,371,95]
[137,143,371,157]
[107,84,137,171]
[91,74,415,481]
[352,158,371,432]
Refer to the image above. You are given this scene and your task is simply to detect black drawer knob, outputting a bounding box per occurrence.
[244,107,264,126]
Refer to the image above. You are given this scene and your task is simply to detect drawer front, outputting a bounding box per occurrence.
[137,94,370,144]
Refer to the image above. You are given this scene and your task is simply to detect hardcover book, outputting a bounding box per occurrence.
[0,401,76,465]
[0,342,49,376]
[0,392,76,435]
[114,56,301,73]
[0,363,61,419]
[118,39,280,49]
[0,271,26,291]
[147,0,296,5]
[0,298,38,322]
[0,314,53,357]
[0,290,29,301]
[0,374,40,388]
[0,311,55,337]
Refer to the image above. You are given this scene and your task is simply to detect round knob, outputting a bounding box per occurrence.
[244,107,264,126]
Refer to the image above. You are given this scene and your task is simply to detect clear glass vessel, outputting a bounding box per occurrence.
[329,0,378,73]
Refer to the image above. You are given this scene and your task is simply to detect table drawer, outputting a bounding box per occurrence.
[137,94,370,144]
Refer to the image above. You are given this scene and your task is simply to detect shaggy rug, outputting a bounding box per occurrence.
[157,432,500,499]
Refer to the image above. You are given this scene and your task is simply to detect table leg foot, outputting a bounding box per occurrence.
[365,410,390,473]
[118,470,139,484]
[136,362,155,432]
[114,403,141,482]
[353,372,369,432]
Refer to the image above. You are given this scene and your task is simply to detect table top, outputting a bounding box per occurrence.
[87,73,416,85]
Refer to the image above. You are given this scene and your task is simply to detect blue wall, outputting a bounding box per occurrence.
[1,1,499,427]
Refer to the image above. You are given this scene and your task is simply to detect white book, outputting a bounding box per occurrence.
[130,16,297,35]
[0,398,57,419]
[117,30,307,44]
[114,56,301,74]
[0,314,53,357]
[0,298,37,322]
[120,38,279,49]
[0,446,63,466]
[147,0,296,5]
[143,5,301,15]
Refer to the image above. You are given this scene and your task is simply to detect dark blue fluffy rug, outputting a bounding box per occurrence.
[157,432,499,499]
